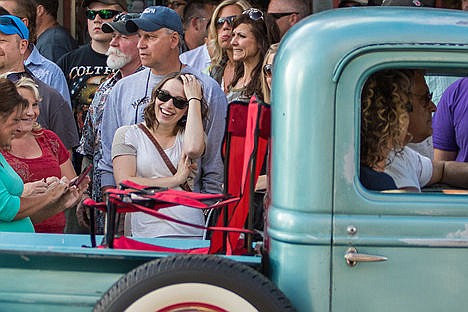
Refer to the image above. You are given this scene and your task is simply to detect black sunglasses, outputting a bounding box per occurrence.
[216,15,237,28]
[86,9,121,20]
[263,64,273,77]
[156,89,189,109]
[0,16,26,39]
[268,12,299,19]
[242,8,264,21]
[6,71,33,83]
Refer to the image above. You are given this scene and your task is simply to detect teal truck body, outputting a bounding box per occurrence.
[2,7,468,312]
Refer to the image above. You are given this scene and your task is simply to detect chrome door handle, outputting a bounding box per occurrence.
[345,247,387,267]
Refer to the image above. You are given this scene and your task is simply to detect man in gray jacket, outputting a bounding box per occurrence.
[98,6,227,196]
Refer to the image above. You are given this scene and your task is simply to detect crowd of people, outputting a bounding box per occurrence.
[0,0,466,237]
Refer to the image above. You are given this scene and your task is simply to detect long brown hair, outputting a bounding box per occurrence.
[143,72,209,134]
[229,11,280,97]
[0,78,27,119]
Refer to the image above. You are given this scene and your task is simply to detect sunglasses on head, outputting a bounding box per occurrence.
[0,16,26,39]
[6,71,33,84]
[242,8,264,21]
[263,64,273,77]
[86,9,121,20]
[156,89,189,109]
[113,12,140,23]
[216,15,237,28]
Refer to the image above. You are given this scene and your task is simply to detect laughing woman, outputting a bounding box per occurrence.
[227,8,279,102]
[0,78,88,232]
[112,73,208,238]
[2,77,79,233]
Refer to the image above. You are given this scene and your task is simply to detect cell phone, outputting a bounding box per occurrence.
[70,164,92,187]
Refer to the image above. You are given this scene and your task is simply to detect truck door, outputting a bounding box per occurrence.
[332,49,468,311]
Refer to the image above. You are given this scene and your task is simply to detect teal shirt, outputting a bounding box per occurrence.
[0,154,34,232]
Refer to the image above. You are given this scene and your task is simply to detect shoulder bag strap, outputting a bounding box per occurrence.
[138,123,192,192]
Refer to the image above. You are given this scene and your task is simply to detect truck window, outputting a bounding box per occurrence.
[359,68,468,194]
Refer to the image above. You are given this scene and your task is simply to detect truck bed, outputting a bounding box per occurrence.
[0,232,261,311]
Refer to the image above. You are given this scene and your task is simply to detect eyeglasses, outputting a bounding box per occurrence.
[263,64,273,77]
[0,16,26,39]
[216,15,237,28]
[412,91,433,108]
[242,8,264,21]
[86,9,121,20]
[268,12,299,19]
[156,89,189,109]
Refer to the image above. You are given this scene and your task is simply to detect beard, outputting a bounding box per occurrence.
[106,47,132,70]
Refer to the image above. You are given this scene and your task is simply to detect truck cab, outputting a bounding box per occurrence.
[268,6,468,311]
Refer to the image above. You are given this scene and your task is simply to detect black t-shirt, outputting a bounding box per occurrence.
[360,165,397,191]
[57,44,114,133]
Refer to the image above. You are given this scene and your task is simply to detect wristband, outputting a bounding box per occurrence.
[188,97,202,103]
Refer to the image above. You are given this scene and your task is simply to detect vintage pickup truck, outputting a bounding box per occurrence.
[1,6,468,312]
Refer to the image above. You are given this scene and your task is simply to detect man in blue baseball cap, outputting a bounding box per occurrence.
[0,14,28,40]
[99,6,228,204]
[126,5,184,35]
[0,13,78,162]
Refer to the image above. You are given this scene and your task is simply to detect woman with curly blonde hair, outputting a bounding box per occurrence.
[360,69,414,191]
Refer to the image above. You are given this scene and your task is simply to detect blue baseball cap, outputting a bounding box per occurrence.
[125,6,184,36]
[0,15,29,40]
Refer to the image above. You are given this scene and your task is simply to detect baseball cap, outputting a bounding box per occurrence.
[102,12,140,35]
[125,6,184,36]
[0,15,29,40]
[381,0,423,6]
[82,0,127,11]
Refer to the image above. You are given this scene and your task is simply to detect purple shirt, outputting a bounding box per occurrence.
[433,77,468,162]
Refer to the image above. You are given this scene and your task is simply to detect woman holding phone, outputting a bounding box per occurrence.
[0,78,87,233]
[112,73,207,238]
[2,77,79,233]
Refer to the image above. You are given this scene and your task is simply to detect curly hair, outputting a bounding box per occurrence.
[360,69,415,169]
[143,72,209,135]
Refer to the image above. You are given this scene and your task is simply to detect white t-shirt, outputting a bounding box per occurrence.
[179,44,211,74]
[112,124,204,238]
[385,147,433,192]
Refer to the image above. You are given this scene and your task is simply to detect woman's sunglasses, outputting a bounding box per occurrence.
[216,15,237,28]
[86,9,121,20]
[242,8,264,21]
[156,89,189,109]
[263,64,273,77]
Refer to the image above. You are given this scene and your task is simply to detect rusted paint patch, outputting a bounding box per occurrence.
[447,224,468,239]
[400,238,468,247]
